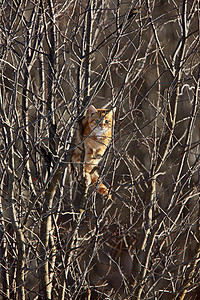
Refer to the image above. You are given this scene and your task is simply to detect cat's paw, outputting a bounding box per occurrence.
[103,193,112,200]
[98,185,112,199]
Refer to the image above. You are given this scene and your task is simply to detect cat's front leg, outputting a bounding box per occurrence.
[84,146,95,186]
[94,148,105,159]
[83,162,91,186]
[84,147,94,171]
[84,170,91,186]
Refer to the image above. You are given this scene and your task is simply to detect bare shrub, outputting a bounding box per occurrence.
[0,0,200,299]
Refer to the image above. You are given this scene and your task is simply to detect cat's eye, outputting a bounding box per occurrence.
[95,120,99,124]
[105,120,109,124]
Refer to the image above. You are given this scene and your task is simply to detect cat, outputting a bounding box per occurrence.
[72,105,114,198]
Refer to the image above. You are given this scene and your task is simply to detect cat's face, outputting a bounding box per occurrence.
[88,105,113,136]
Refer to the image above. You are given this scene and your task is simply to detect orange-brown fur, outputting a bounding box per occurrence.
[73,105,114,198]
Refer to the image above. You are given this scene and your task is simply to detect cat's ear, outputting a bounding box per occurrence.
[112,107,116,114]
[89,105,97,116]
[108,107,116,116]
